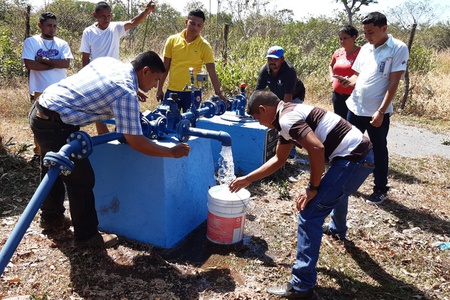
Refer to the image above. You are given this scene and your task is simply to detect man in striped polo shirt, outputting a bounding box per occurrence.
[229,90,374,299]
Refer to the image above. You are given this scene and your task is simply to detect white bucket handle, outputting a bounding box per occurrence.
[235,191,248,211]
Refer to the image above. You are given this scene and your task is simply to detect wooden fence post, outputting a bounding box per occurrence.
[223,23,229,66]
[400,23,417,110]
[25,5,31,39]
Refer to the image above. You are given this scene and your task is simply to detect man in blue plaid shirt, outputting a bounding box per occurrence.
[29,51,190,248]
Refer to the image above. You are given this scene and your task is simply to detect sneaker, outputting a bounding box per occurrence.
[288,176,298,183]
[73,231,118,248]
[40,215,72,231]
[366,192,388,205]
[322,223,345,241]
[266,283,317,299]
[293,156,309,165]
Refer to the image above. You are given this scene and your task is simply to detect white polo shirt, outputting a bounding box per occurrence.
[346,34,409,116]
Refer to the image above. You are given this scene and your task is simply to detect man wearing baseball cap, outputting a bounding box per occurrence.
[256,45,306,158]
[256,45,305,104]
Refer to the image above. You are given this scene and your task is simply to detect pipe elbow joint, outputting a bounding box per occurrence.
[218,131,232,147]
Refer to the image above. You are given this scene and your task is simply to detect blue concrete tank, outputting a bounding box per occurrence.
[90,136,216,248]
[197,112,277,175]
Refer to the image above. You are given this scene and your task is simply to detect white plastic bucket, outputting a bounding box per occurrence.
[206,184,251,244]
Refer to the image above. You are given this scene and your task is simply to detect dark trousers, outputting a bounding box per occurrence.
[331,91,350,120]
[347,110,390,193]
[29,102,98,241]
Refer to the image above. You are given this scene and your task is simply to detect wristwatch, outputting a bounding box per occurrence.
[307,182,320,191]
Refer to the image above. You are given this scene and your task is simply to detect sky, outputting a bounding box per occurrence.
[32,0,450,23]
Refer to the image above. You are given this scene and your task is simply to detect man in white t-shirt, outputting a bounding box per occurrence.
[21,12,73,159]
[80,0,155,68]
[80,1,155,134]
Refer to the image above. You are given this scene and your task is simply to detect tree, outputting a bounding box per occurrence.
[44,0,94,54]
[221,0,270,39]
[0,29,25,78]
[422,21,450,51]
[335,0,377,25]
[389,0,436,30]
[274,9,294,25]
[183,0,207,16]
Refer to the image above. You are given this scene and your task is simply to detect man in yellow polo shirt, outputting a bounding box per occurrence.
[156,9,227,112]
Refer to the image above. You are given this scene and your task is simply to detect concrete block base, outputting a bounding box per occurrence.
[90,136,216,248]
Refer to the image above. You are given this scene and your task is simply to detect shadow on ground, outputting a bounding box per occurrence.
[316,240,433,300]
[355,190,450,235]
[154,222,275,267]
[41,221,275,299]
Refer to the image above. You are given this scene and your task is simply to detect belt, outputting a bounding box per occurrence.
[35,109,50,120]
[332,152,374,166]
[35,101,63,123]
[333,156,351,161]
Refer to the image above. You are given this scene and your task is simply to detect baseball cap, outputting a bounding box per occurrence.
[266,46,284,59]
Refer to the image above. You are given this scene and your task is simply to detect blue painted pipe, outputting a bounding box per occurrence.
[0,140,79,275]
[184,127,232,147]
[183,104,215,121]
[92,132,123,146]
[0,131,124,276]
[0,166,63,276]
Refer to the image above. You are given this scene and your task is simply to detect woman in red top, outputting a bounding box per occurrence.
[329,25,360,119]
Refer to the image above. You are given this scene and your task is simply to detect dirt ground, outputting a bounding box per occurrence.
[1,117,450,299]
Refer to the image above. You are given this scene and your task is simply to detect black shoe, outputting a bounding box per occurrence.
[31,154,41,163]
[73,231,118,248]
[366,191,388,205]
[266,283,317,299]
[40,215,72,231]
[322,223,345,241]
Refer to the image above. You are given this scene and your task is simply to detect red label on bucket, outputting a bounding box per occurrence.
[206,211,245,244]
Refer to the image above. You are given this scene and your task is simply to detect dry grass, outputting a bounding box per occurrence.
[396,51,450,122]
[0,78,32,120]
[405,67,450,121]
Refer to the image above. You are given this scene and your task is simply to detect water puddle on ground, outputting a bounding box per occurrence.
[155,146,269,270]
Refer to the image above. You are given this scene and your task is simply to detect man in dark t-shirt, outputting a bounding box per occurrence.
[256,46,306,158]
[255,45,305,103]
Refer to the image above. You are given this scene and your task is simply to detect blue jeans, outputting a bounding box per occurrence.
[347,111,390,193]
[290,150,374,291]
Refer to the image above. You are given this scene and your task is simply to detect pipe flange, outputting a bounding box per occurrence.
[66,131,93,160]
[215,100,227,116]
[141,115,157,138]
[201,101,215,118]
[176,119,191,142]
[154,117,168,138]
[43,151,75,176]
